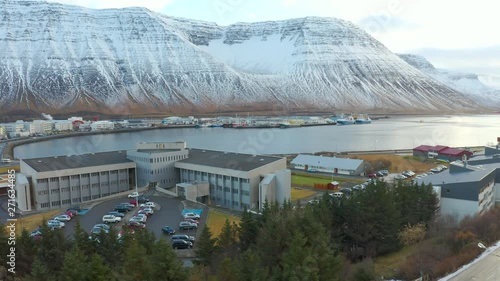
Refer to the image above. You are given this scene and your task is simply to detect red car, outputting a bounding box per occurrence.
[65,211,75,218]
[129,200,138,206]
[368,173,377,179]
[128,221,145,230]
[184,219,199,225]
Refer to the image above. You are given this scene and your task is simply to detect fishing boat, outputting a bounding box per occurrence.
[336,114,355,125]
[355,114,372,124]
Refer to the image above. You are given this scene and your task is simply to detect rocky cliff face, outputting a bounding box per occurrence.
[0,0,479,115]
[398,54,500,107]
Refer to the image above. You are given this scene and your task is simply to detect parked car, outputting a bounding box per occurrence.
[430,167,443,173]
[91,226,109,235]
[102,215,122,223]
[64,211,76,218]
[426,172,434,176]
[47,220,65,229]
[118,202,135,209]
[179,221,198,230]
[137,196,150,204]
[402,170,415,177]
[339,187,352,194]
[171,234,196,244]
[394,174,407,180]
[66,209,79,216]
[107,211,125,218]
[376,171,385,177]
[128,192,139,198]
[114,205,131,213]
[54,214,71,222]
[93,224,111,231]
[172,239,193,249]
[439,165,448,170]
[135,213,148,222]
[329,192,343,198]
[307,199,319,205]
[162,226,176,235]
[368,173,377,179]
[183,212,200,220]
[140,207,154,216]
[140,202,156,208]
[378,169,389,176]
[307,168,318,173]
[129,200,138,206]
[30,227,42,237]
[68,205,82,211]
[128,221,146,230]
[184,219,199,225]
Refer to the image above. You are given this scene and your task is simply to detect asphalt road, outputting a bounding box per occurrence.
[56,195,193,240]
[447,247,500,281]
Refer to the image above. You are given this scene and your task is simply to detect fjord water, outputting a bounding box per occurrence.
[14,115,500,159]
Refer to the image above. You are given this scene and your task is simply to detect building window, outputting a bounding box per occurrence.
[62,199,71,204]
[72,198,81,203]
[37,179,48,184]
[61,187,69,192]
[51,201,61,207]
[50,177,58,182]
[40,202,50,208]
[38,190,49,196]
[91,172,98,176]
[71,175,79,179]
[232,188,239,194]
[242,191,250,196]
[111,170,117,174]
[224,187,230,192]
[61,176,69,181]
[51,189,60,194]
[81,174,89,178]
[101,172,106,176]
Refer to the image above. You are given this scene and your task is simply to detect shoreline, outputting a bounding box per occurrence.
[4,125,195,159]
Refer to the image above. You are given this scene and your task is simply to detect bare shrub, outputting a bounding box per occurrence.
[398,223,426,247]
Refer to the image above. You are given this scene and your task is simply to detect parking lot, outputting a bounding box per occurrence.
[57,194,202,241]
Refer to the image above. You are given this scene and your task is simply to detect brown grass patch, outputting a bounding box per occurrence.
[11,210,61,235]
[349,154,438,173]
[206,209,241,237]
[291,188,317,201]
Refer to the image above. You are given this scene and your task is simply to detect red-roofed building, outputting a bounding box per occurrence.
[413,145,473,161]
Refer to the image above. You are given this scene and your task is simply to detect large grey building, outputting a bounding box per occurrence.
[19,151,136,211]
[126,142,188,188]
[417,145,500,220]
[175,149,291,211]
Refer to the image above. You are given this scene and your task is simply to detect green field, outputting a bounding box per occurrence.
[292,172,364,188]
[206,209,241,237]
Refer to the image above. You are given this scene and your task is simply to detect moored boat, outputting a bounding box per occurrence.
[336,114,355,125]
[355,114,372,124]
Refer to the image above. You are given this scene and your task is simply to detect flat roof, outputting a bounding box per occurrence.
[136,149,181,153]
[176,149,283,172]
[291,154,364,170]
[23,151,134,172]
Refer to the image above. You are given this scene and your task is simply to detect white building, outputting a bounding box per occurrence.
[33,120,54,134]
[54,120,73,131]
[417,145,500,221]
[90,121,114,131]
[291,154,365,175]
[175,149,291,211]
[1,121,26,138]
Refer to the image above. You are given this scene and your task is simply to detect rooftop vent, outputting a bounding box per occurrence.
[202,150,206,152]
[260,158,264,161]
[37,160,42,163]
[54,156,58,158]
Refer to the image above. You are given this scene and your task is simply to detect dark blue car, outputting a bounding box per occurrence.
[162,226,175,235]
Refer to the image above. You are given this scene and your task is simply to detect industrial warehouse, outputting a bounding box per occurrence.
[15,142,291,212]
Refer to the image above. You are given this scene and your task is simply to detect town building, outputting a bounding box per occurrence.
[413,145,473,162]
[417,145,500,221]
[54,120,73,131]
[175,149,290,211]
[126,142,188,188]
[290,154,365,175]
[17,151,136,211]
[90,121,115,131]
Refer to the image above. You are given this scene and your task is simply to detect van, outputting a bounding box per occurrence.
[1,158,11,163]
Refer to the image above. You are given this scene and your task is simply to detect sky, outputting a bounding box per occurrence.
[47,0,500,88]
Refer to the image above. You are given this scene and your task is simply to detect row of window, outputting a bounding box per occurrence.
[37,170,129,184]
[39,181,129,196]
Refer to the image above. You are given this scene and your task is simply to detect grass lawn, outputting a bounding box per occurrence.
[206,209,241,237]
[374,244,418,278]
[0,166,19,174]
[291,188,317,201]
[351,154,437,174]
[10,209,61,235]
[292,172,364,188]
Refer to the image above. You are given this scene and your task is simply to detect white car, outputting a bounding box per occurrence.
[140,202,156,208]
[183,212,200,220]
[102,215,122,223]
[128,192,139,198]
[394,174,407,180]
[54,214,71,222]
[131,214,147,223]
[47,220,65,229]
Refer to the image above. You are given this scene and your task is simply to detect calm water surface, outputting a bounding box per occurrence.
[14,115,500,159]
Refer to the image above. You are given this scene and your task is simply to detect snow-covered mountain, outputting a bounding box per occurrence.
[398,54,500,107]
[0,0,479,115]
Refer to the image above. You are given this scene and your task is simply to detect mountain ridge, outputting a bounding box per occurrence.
[0,0,482,115]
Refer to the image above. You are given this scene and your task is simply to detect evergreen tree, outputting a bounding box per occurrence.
[121,239,153,281]
[60,247,88,281]
[36,222,70,274]
[195,225,218,266]
[281,231,320,281]
[87,254,115,281]
[15,229,37,276]
[238,209,259,252]
[216,257,238,281]
[26,258,57,281]
[237,249,268,281]
[72,219,95,256]
[217,219,239,257]
[150,238,189,281]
